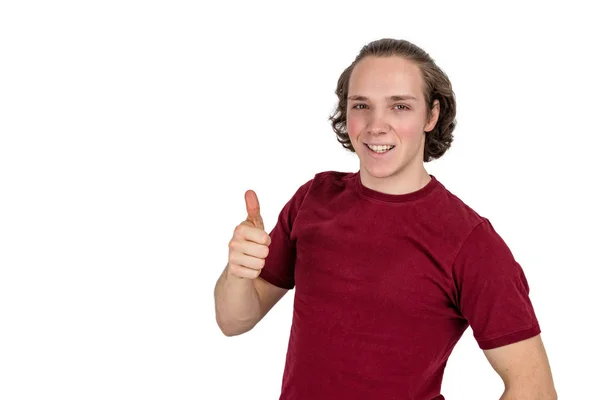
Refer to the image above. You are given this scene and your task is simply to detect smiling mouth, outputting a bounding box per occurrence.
[364,143,396,154]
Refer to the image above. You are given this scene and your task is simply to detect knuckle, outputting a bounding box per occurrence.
[234,266,246,278]
[228,264,240,276]
[229,254,240,267]
[234,224,245,236]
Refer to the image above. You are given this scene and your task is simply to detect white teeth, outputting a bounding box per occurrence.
[367,144,395,153]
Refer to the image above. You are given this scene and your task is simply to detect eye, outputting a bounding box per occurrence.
[394,104,409,111]
[351,103,368,110]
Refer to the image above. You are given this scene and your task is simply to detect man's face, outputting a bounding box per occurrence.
[346,56,439,185]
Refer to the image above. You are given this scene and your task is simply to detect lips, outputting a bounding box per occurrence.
[364,143,395,155]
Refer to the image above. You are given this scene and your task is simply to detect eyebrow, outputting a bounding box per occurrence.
[347,95,418,102]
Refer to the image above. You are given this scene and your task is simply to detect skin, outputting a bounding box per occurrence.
[346,55,440,195]
[486,335,557,399]
[347,56,557,399]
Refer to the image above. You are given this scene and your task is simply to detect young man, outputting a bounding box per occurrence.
[214,39,557,399]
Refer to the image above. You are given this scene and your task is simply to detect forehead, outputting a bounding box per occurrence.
[348,56,424,100]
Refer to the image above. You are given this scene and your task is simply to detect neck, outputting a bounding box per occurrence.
[359,164,431,195]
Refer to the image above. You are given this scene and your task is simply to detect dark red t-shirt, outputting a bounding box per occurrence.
[259,171,540,400]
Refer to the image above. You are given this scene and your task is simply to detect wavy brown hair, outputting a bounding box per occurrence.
[329,38,457,162]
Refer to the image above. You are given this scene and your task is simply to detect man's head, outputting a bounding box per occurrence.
[330,39,457,179]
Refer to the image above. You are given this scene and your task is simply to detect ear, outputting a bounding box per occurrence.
[424,99,440,133]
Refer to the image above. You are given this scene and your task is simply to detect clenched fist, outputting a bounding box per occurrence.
[227,190,272,280]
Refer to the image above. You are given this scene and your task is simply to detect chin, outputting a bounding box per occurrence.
[363,164,405,179]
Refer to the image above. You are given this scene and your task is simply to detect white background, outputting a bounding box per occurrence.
[1,1,598,399]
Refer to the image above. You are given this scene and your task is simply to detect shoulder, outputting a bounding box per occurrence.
[420,177,507,270]
[313,169,355,185]
[428,176,487,237]
[282,170,343,211]
[299,169,356,196]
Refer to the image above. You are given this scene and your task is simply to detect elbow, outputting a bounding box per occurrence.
[546,389,558,400]
[216,316,254,337]
[501,388,558,400]
[219,327,240,337]
[215,316,236,336]
[219,325,252,337]
[219,324,244,337]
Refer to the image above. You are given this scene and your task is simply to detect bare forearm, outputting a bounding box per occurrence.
[214,264,262,336]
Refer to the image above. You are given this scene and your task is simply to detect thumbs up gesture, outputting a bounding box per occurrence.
[244,189,265,231]
[227,190,272,280]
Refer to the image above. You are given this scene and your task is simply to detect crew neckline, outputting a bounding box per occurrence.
[353,171,440,203]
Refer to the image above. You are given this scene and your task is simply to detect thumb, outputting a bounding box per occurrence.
[245,190,264,230]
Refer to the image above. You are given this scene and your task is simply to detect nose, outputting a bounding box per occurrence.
[366,110,390,135]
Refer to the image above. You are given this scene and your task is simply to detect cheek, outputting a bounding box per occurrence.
[346,115,362,139]
[391,120,423,141]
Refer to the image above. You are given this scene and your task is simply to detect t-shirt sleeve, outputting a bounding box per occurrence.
[452,219,541,350]
[258,178,313,290]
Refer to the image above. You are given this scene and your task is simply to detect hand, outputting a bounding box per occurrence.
[227,190,272,280]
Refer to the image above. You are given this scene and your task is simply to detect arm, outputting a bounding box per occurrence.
[451,220,555,397]
[483,334,557,400]
[214,189,291,336]
[214,264,288,336]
